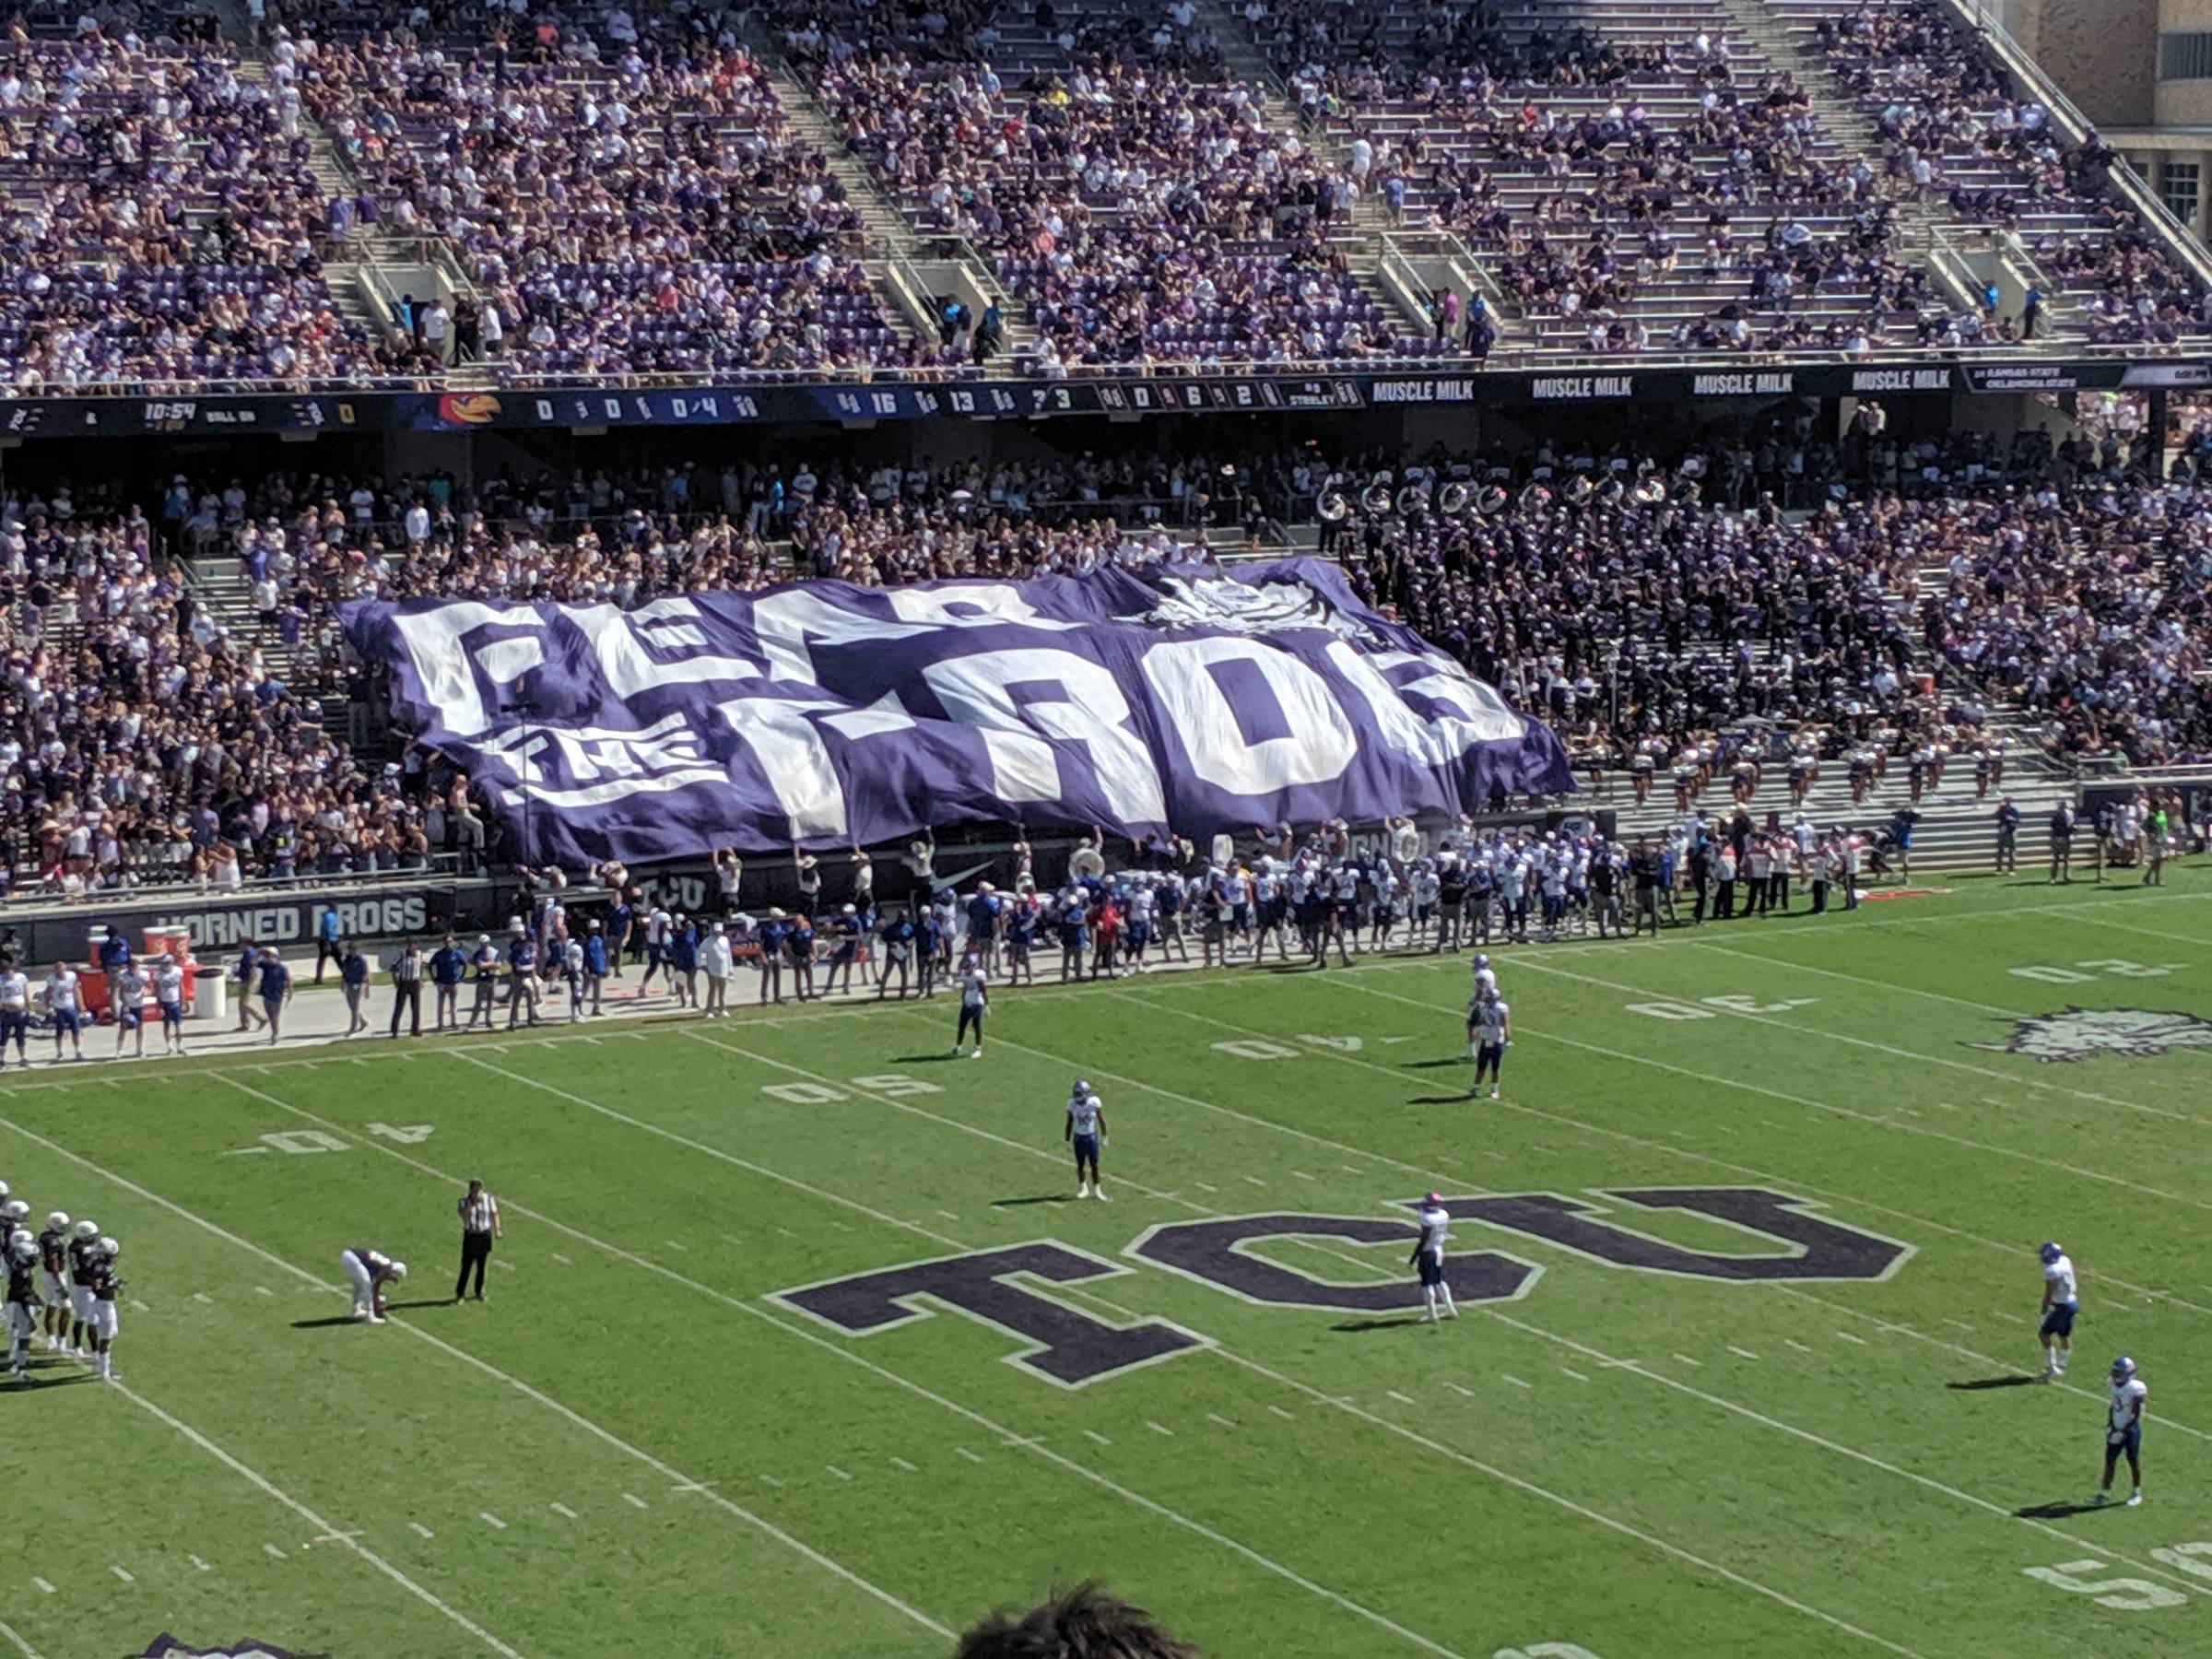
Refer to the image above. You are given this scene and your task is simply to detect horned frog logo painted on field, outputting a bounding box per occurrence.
[1970,1007,2212,1064]
[1123,576,1378,642]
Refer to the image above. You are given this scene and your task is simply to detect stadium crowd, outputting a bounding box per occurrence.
[0,0,2198,385]
[2,418,2205,900]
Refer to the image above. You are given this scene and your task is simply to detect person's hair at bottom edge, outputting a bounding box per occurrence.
[954,1582,1200,1659]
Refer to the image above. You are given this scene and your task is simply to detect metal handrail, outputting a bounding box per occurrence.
[1936,0,2212,298]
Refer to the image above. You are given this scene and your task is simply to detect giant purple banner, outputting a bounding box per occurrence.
[341,559,1574,865]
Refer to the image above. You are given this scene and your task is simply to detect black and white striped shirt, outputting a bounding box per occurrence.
[459,1192,498,1235]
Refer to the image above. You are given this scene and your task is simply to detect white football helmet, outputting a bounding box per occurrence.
[8,1237,33,1264]
[387,1261,407,1282]
[7,1229,31,1253]
[45,1211,67,1234]
[96,1237,117,1258]
[2,1200,26,1224]
[0,1180,9,1201]
[73,1219,98,1241]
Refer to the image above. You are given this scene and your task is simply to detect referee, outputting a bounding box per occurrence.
[454,1179,500,1302]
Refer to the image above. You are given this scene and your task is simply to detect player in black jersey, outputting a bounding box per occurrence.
[5,1232,39,1381]
[36,1210,68,1355]
[86,1237,121,1381]
[66,1221,102,1359]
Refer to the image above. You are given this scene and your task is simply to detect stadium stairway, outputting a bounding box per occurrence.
[1200,0,1497,349]
[189,559,344,726]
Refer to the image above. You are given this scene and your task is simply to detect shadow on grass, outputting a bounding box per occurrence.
[2016,1499,2120,1519]
[889,1053,961,1065]
[1406,1092,1477,1106]
[992,1194,1076,1208]
[1332,1317,1427,1333]
[1947,1375,2041,1392]
[1402,1058,1467,1070]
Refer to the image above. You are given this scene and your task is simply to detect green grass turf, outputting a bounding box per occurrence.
[6,869,2212,1657]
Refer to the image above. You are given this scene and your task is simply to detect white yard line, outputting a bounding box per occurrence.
[0,1619,41,1659]
[567,1046,1919,1656]
[1512,955,2212,1131]
[229,1071,1482,1657]
[2,1099,953,1648]
[1304,979,2212,1320]
[101,1370,520,1653]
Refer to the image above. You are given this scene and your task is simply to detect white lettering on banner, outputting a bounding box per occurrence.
[1140,636,1357,792]
[922,649,1167,822]
[389,601,541,737]
[479,714,726,808]
[1324,641,1524,763]
[565,600,758,696]
[754,586,1077,685]
[717,699,860,839]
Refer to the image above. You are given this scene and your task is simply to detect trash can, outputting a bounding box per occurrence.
[193,971,227,1023]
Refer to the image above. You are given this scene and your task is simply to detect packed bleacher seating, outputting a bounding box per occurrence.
[0,26,437,390]
[281,29,922,382]
[785,2,1433,370]
[11,409,2207,896]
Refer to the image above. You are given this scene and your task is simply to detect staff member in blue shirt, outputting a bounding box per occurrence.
[339,939,371,1035]
[504,926,540,1029]
[582,919,608,1015]
[234,940,267,1033]
[465,934,501,1030]
[256,948,293,1046]
[756,909,787,1005]
[672,914,700,1010]
[429,933,468,1031]
[313,903,342,982]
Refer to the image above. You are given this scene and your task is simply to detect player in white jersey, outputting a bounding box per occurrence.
[152,958,188,1054]
[1410,1193,1457,1323]
[2039,1241,2078,1380]
[43,967,84,1062]
[954,956,988,1059]
[0,963,29,1067]
[1065,1081,1109,1201]
[2095,1356,2147,1506]
[110,962,148,1058]
[1470,952,1498,1000]
[1468,987,1511,1100]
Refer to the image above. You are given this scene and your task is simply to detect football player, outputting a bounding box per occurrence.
[339,1245,408,1324]
[1411,1192,1458,1324]
[2095,1356,2147,1507]
[5,1230,37,1381]
[111,958,148,1058]
[2039,1241,2077,1381]
[37,1210,69,1353]
[1468,985,1512,1100]
[954,954,988,1060]
[86,1236,121,1380]
[43,962,85,1063]
[1066,1080,1109,1202]
[66,1218,101,1357]
[152,955,188,1055]
[0,959,29,1067]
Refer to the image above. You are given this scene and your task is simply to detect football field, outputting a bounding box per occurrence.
[9,871,2212,1658]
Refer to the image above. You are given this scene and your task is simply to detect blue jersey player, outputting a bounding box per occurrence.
[2039,1241,2077,1381]
[1411,1193,1457,1323]
[1066,1081,1108,1202]
[2094,1357,2147,1507]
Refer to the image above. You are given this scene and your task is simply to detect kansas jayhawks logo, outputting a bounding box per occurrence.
[1970,1007,2212,1064]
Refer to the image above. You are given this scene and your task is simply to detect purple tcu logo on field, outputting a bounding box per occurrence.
[773,1242,1208,1388]
[142,1639,318,1659]
[775,1190,1908,1385]
[1968,1008,2212,1064]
